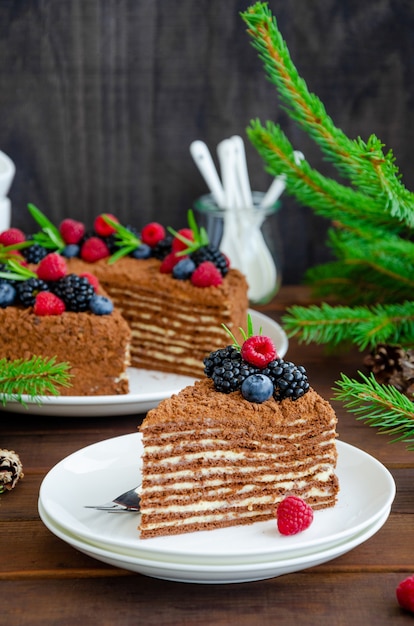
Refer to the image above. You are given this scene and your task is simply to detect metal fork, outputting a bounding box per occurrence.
[84,486,141,512]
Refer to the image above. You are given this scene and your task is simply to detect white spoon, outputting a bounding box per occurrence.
[190,140,226,208]
[231,135,253,209]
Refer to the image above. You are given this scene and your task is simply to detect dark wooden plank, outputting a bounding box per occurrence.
[1,573,413,626]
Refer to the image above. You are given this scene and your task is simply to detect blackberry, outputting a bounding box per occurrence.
[263,359,310,401]
[51,273,94,311]
[204,346,260,393]
[204,346,241,377]
[103,234,118,254]
[151,235,173,260]
[22,243,49,264]
[190,244,228,276]
[16,278,49,306]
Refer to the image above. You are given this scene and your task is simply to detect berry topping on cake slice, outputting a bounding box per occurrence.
[204,313,310,402]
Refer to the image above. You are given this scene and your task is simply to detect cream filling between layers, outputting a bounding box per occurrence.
[142,429,337,453]
[142,464,335,495]
[140,490,336,531]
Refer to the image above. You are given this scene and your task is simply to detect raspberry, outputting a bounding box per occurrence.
[172,228,194,253]
[33,291,66,316]
[159,251,181,273]
[241,335,277,368]
[0,228,26,246]
[59,218,85,244]
[80,237,110,262]
[37,253,67,281]
[276,496,314,535]
[141,222,166,247]
[397,575,414,613]
[79,272,99,292]
[94,213,119,237]
[191,261,223,287]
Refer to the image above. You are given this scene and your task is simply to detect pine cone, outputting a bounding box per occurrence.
[364,344,414,399]
[0,449,24,492]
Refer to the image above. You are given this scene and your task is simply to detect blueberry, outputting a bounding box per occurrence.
[172,257,196,280]
[89,294,114,315]
[0,282,16,308]
[131,243,151,259]
[241,374,273,403]
[61,244,80,258]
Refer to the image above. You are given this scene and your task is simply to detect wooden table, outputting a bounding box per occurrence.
[1,286,413,625]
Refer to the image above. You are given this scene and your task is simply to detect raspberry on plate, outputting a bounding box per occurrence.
[33,291,66,316]
[276,495,314,535]
[241,335,277,368]
[37,252,67,281]
[191,261,223,287]
[397,575,414,613]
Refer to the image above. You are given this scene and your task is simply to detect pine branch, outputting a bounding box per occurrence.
[0,356,72,406]
[241,3,414,228]
[333,372,414,450]
[282,301,414,350]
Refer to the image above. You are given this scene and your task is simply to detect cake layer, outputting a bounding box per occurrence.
[66,257,248,377]
[0,305,131,396]
[139,380,339,538]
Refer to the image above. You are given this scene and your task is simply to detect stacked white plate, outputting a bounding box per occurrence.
[39,433,396,584]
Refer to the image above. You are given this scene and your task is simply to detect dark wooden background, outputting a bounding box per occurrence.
[0,0,413,284]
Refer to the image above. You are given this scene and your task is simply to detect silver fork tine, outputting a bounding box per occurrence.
[84,486,141,512]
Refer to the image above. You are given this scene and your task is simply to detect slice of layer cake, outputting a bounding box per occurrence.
[6,207,248,378]
[0,253,131,396]
[139,322,339,538]
[66,256,247,378]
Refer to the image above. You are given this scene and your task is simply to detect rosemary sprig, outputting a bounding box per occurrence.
[0,241,32,264]
[167,209,209,256]
[333,372,414,450]
[0,258,37,282]
[222,313,263,349]
[27,203,65,252]
[0,356,72,406]
[102,215,141,264]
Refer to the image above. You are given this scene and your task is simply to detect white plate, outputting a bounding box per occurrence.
[0,309,287,417]
[39,434,395,565]
[38,501,391,584]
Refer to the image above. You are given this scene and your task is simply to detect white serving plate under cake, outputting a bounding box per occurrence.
[38,433,395,581]
[0,310,288,417]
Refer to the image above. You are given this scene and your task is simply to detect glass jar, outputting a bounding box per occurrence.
[194,191,282,304]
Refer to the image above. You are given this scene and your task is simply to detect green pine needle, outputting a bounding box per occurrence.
[333,372,414,450]
[0,356,72,406]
